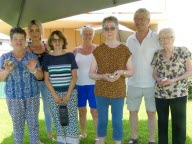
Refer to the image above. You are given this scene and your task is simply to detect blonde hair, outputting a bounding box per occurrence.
[80,25,95,36]
[28,20,43,37]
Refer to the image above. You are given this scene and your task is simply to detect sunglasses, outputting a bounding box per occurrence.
[103,26,116,32]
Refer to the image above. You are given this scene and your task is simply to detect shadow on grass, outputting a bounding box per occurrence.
[1,120,57,144]
[80,119,192,144]
[1,119,192,144]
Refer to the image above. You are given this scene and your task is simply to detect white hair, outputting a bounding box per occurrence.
[80,25,95,36]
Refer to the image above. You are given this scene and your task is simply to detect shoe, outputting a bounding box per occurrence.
[148,142,156,144]
[79,133,87,139]
[48,136,56,142]
[38,140,44,144]
[95,138,100,144]
[126,138,138,144]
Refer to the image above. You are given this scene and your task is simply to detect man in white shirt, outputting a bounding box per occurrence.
[126,8,161,144]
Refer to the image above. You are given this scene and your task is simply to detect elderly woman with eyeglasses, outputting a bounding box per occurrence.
[73,25,98,142]
[152,28,192,144]
[43,30,79,144]
[89,16,134,144]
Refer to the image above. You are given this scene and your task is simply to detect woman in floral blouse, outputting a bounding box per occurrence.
[152,28,192,144]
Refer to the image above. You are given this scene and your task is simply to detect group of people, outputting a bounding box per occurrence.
[0,7,191,144]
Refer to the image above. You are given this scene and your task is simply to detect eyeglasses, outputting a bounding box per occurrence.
[159,36,173,41]
[52,38,63,43]
[103,26,116,32]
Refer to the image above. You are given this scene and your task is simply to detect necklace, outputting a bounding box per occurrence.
[12,51,26,61]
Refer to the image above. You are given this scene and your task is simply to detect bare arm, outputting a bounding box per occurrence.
[72,48,78,56]
[0,69,11,81]
[121,56,134,77]
[62,69,78,103]
[31,67,43,80]
[26,58,43,80]
[0,59,14,81]
[172,58,192,82]
[44,71,63,104]
[89,56,103,80]
[153,67,161,82]
[153,58,192,86]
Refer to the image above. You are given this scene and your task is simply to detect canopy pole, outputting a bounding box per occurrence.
[17,0,26,27]
[113,0,117,5]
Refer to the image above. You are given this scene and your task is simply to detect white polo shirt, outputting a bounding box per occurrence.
[126,29,162,88]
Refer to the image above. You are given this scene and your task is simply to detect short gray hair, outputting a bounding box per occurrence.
[102,16,119,28]
[80,25,95,36]
[134,8,150,20]
[158,28,175,40]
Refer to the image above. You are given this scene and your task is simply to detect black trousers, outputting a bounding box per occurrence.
[155,96,187,144]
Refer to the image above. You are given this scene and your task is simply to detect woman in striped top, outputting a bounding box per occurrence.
[43,30,79,144]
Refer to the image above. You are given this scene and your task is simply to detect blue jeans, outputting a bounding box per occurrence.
[38,81,53,133]
[95,96,124,141]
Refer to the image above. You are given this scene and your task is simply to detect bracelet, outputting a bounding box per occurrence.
[30,69,37,74]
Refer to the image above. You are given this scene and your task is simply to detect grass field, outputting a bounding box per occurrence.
[0,98,192,144]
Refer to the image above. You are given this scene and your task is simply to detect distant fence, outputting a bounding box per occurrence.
[0,82,5,98]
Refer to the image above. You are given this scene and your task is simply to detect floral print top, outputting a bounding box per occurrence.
[151,47,191,99]
[0,51,40,99]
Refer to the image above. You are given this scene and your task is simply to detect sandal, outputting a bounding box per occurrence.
[126,138,138,144]
[48,136,56,142]
[95,138,100,144]
[79,133,87,139]
[38,140,44,144]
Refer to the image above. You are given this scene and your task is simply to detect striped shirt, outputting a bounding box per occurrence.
[43,53,78,92]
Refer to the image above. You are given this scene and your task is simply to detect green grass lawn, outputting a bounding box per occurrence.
[0,98,192,144]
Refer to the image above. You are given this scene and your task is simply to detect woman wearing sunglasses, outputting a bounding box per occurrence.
[89,16,134,144]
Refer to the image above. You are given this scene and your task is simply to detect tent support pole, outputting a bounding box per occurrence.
[17,0,26,27]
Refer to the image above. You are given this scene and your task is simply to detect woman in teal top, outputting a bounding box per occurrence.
[43,30,79,144]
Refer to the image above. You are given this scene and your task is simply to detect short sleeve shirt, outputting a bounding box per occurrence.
[43,52,78,92]
[126,29,162,88]
[0,51,40,99]
[93,43,132,98]
[151,47,191,99]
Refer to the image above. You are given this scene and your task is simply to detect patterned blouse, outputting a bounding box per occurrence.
[0,51,40,99]
[151,47,191,99]
[93,43,132,98]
